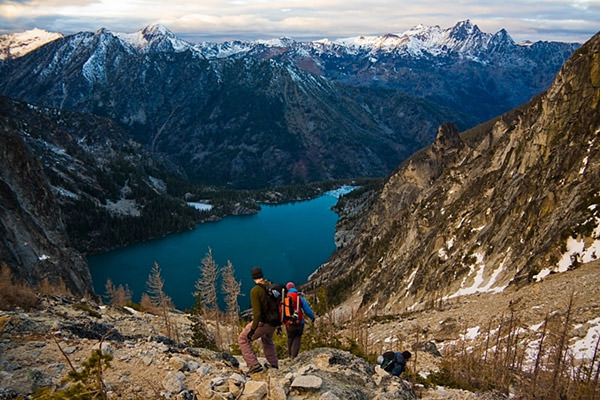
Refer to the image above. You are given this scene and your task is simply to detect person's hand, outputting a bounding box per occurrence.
[247,329,256,341]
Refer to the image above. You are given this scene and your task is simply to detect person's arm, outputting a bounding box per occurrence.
[301,296,315,321]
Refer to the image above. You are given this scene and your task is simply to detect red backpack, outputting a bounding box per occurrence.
[282,291,303,325]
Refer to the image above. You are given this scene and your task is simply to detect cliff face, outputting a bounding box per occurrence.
[311,32,600,315]
[0,119,92,296]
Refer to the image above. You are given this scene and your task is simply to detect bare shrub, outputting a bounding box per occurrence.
[428,293,599,399]
[221,259,242,345]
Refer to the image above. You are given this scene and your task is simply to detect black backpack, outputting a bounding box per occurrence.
[259,281,285,326]
[381,351,396,372]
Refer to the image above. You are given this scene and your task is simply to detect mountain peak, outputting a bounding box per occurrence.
[141,24,174,38]
[0,28,63,60]
[94,27,112,36]
[432,122,463,151]
[448,19,482,39]
[117,24,190,53]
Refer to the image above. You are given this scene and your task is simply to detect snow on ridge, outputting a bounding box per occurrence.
[116,25,192,53]
[0,28,63,60]
[82,38,109,83]
[326,20,498,58]
[195,41,254,58]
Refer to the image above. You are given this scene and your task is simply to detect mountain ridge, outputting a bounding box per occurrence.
[0,21,578,188]
[0,27,472,188]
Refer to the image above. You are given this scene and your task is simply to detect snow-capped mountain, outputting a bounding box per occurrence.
[116,24,191,53]
[193,20,580,121]
[0,25,470,188]
[0,21,579,188]
[0,28,62,60]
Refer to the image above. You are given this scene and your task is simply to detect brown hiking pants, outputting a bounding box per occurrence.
[238,322,278,368]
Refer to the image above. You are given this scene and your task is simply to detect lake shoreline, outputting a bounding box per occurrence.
[82,177,382,257]
[88,185,363,310]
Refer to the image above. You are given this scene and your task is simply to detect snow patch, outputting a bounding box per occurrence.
[123,306,138,315]
[51,185,79,199]
[570,317,600,361]
[443,252,508,300]
[461,326,480,341]
[535,227,600,281]
[405,267,419,291]
[188,202,212,211]
[529,321,544,332]
[148,176,166,193]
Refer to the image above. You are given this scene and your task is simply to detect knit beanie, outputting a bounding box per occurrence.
[251,267,263,279]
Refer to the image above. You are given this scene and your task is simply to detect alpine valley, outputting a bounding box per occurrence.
[0,20,578,189]
[0,19,599,400]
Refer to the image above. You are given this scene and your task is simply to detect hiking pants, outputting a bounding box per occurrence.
[238,322,278,368]
[286,323,304,358]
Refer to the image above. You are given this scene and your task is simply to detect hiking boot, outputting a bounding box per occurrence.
[247,364,264,374]
[264,362,279,369]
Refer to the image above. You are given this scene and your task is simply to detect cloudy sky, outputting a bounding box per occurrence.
[0,0,598,43]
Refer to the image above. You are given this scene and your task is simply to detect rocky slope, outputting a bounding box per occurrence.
[4,258,596,400]
[0,94,217,292]
[308,31,600,317]
[0,296,417,399]
[0,110,92,296]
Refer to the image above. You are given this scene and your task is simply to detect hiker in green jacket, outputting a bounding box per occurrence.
[237,267,279,373]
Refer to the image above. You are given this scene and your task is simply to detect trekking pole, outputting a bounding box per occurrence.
[280,288,285,325]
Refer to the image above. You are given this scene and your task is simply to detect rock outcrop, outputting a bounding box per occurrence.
[0,296,416,399]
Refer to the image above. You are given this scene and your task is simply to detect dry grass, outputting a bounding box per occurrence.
[0,262,38,310]
[432,293,600,399]
[37,276,71,297]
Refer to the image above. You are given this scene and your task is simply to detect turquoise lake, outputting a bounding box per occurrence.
[88,187,353,310]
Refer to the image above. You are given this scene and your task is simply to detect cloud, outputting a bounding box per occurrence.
[0,0,598,42]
